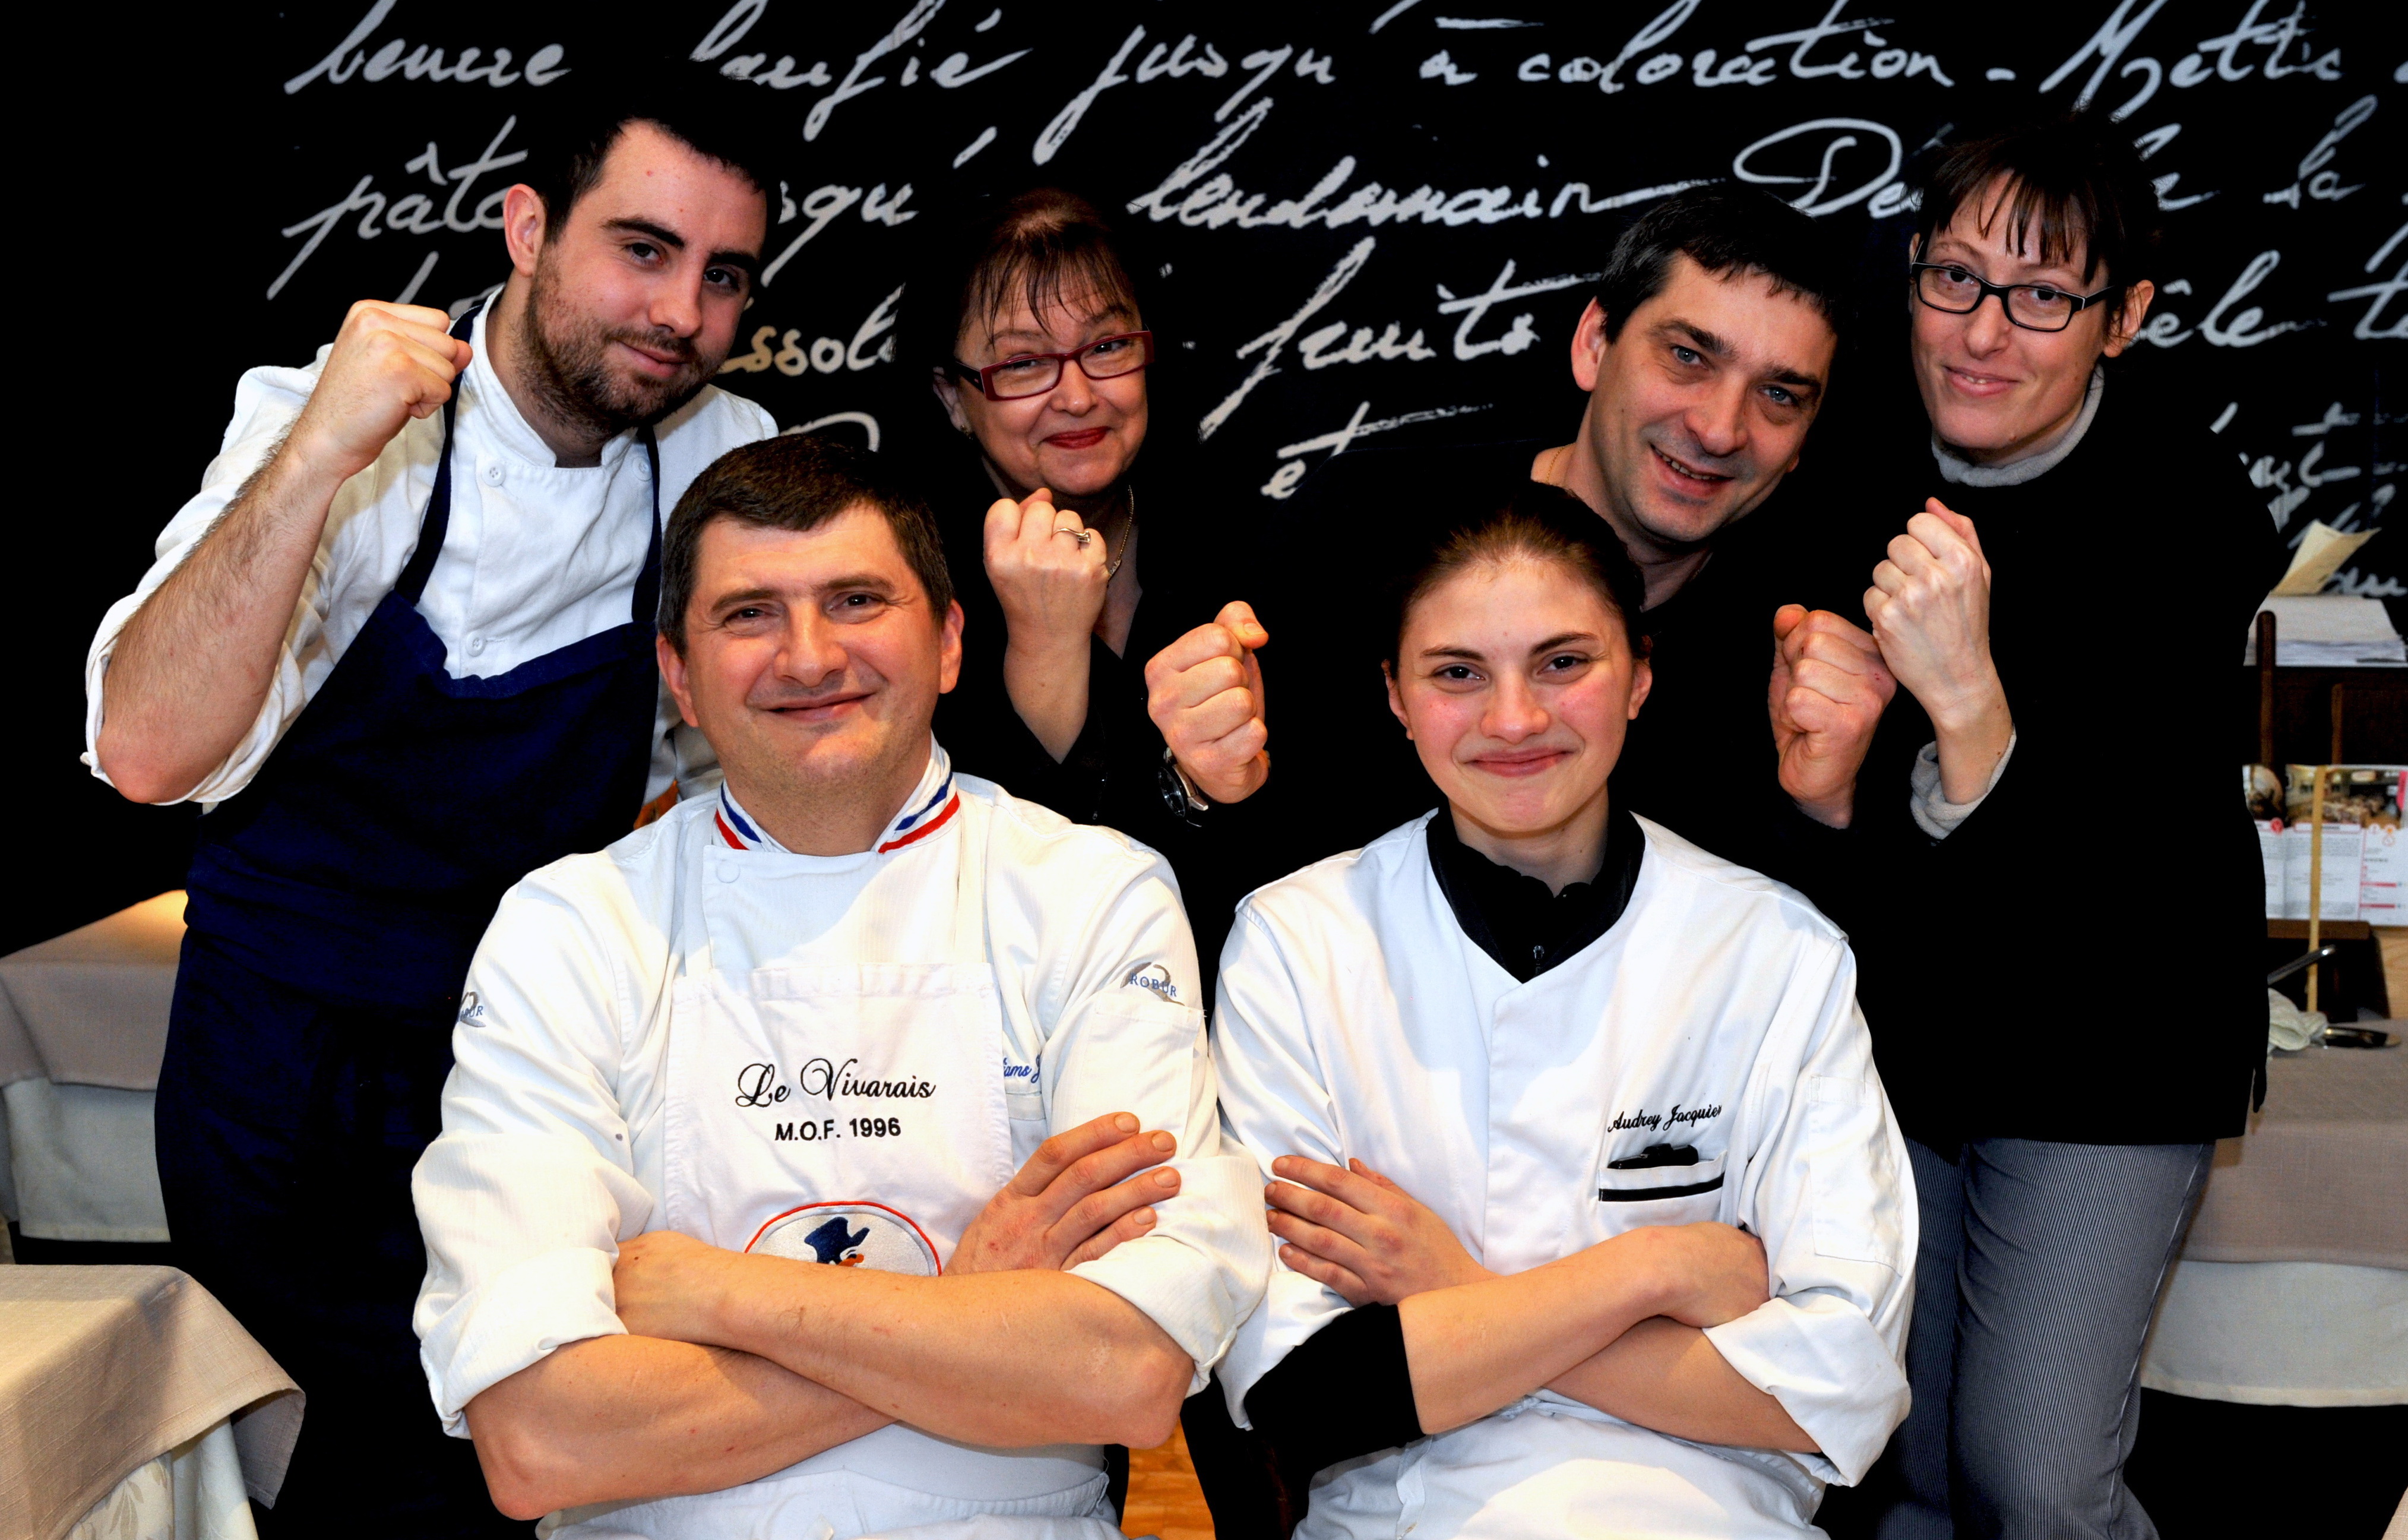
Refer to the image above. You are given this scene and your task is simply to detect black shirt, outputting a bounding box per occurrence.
[1425,805,1646,982]
[1827,362,2288,1148]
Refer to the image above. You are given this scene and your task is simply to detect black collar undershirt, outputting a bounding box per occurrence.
[1424,806,1647,983]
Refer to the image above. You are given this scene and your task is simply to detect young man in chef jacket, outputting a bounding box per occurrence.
[1212,489,1913,1538]
[411,432,1270,1538]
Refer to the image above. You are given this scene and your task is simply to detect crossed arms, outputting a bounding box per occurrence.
[1258,1156,1812,1450]
[464,1114,1195,1519]
[1214,907,1914,1487]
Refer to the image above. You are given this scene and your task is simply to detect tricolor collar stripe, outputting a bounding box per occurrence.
[720,795,763,845]
[877,790,960,853]
[714,810,749,850]
[891,775,954,834]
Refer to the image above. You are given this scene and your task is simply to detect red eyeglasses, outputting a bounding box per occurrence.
[949,331,1155,401]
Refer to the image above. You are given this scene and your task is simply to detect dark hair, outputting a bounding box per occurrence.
[1912,113,2159,290]
[524,79,774,229]
[914,188,1145,363]
[1385,485,1650,669]
[1594,186,1848,343]
[660,434,955,653]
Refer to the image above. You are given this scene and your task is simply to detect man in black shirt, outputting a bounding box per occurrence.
[1211,186,1894,900]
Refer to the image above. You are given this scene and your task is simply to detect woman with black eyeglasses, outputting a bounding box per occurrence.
[1831,118,2286,1538]
[910,189,1267,985]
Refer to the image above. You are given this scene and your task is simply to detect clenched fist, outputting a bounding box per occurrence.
[1863,499,1998,721]
[1768,605,1896,828]
[289,301,475,485]
[985,486,1111,651]
[1144,600,1270,805]
[1865,498,2013,804]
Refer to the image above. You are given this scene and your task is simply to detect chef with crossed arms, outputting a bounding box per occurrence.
[410,432,1268,1538]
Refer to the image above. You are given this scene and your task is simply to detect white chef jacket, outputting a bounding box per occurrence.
[83,298,776,808]
[413,744,1271,1539]
[1213,812,1914,1539]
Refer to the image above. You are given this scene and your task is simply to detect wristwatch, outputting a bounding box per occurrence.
[1159,747,1210,823]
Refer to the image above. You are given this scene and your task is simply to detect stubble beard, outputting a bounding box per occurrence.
[518,255,713,442]
[717,691,936,849]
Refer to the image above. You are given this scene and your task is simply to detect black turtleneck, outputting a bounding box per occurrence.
[1424,804,1647,981]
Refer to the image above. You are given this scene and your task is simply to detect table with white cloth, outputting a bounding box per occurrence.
[0,1265,300,1540]
[2141,1032,2408,1406]
[0,895,182,1246]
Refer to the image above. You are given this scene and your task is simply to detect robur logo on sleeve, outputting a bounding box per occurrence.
[1123,962,1179,1001]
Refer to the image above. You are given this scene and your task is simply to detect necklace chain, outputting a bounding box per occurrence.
[1105,485,1135,580]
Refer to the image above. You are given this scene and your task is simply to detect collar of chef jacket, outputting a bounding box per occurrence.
[712,739,960,856]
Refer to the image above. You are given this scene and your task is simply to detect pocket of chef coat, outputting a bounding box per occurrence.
[1805,1075,1903,1266]
[1592,1153,1727,1226]
[1003,1048,1045,1124]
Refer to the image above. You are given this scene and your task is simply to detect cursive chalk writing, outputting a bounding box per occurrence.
[267,118,527,300]
[283,0,565,93]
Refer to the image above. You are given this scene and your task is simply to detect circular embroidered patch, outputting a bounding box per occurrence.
[746,1200,942,1275]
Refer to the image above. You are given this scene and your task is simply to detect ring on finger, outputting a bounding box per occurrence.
[1054,524,1093,549]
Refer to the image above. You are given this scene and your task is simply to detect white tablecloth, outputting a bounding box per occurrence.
[65,1422,257,1540]
[0,894,182,1242]
[0,1267,300,1540]
[2140,1034,2408,1406]
[2142,1259,2407,1406]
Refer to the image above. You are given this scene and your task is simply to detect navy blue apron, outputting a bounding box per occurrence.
[156,303,665,1536]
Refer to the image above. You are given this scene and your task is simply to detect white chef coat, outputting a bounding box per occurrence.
[413,743,1271,1539]
[83,298,776,808]
[1213,812,1915,1539]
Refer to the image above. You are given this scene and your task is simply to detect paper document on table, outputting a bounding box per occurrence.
[2271,822,2363,921]
[2285,766,2407,924]
[2242,595,2408,665]
[2271,520,2383,597]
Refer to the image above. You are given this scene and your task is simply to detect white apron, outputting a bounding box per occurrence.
[550,798,1123,1540]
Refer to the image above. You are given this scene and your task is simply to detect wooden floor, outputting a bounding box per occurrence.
[1122,1425,1215,1539]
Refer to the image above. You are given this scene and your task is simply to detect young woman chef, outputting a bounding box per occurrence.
[1209,486,1916,1538]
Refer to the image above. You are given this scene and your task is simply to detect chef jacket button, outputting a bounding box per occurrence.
[483,462,505,486]
[466,635,486,657]
[714,862,739,883]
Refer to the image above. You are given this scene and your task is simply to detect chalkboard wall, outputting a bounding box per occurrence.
[20,1,2401,951]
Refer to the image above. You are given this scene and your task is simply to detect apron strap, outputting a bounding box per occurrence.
[632,425,662,629]
[393,302,483,606]
[395,299,666,626]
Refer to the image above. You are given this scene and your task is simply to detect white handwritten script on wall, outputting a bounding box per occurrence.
[251,0,2402,595]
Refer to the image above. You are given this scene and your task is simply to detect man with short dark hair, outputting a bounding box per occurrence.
[412,434,1268,1538]
[86,98,779,1532]
[1204,186,1894,892]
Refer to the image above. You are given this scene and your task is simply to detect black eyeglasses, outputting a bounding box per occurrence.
[949,331,1154,401]
[1909,263,2122,333]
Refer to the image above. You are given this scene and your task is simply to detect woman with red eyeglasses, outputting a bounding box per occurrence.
[914,189,1269,985]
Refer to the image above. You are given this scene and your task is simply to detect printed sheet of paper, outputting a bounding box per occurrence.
[2275,823,2365,921]
[2284,765,2408,925]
